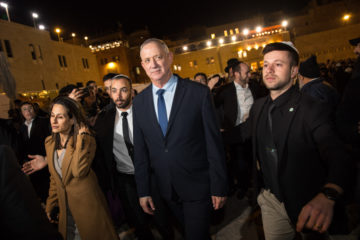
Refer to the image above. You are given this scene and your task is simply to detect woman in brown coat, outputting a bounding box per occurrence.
[44,96,118,240]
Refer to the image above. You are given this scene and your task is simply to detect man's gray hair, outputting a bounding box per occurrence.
[140,38,170,55]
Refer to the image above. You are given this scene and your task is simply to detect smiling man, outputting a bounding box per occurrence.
[133,38,228,240]
[227,42,352,239]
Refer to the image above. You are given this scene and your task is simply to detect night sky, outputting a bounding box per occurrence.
[6,0,312,39]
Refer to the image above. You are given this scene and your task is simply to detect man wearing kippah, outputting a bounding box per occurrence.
[298,55,339,112]
[227,41,352,239]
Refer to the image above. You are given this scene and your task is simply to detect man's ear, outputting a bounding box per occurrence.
[291,65,299,79]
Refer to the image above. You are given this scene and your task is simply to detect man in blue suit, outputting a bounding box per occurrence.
[133,38,228,240]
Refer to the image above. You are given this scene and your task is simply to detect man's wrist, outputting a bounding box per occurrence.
[321,187,341,202]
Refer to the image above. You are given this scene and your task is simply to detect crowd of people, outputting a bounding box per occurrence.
[0,36,359,240]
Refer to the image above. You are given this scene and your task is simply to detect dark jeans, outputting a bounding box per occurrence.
[116,172,174,240]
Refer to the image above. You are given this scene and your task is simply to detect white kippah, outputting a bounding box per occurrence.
[280,41,299,53]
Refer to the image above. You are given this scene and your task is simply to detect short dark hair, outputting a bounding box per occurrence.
[20,101,33,108]
[102,73,118,82]
[194,72,208,83]
[59,84,77,97]
[262,42,299,66]
[232,62,244,73]
[86,80,96,86]
[112,74,132,89]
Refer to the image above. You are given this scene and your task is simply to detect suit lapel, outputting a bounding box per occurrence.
[61,137,75,183]
[277,90,301,166]
[230,82,238,121]
[29,117,37,139]
[46,138,64,187]
[106,107,116,153]
[166,78,186,137]
[46,139,56,176]
[146,85,165,139]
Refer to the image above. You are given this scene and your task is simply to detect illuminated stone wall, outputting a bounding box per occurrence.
[171,31,290,79]
[295,23,360,63]
[0,20,100,92]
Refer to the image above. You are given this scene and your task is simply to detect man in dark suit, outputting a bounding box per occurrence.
[133,38,228,240]
[94,74,173,240]
[227,42,352,239]
[19,102,51,203]
[214,60,260,198]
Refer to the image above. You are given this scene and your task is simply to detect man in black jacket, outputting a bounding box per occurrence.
[19,102,51,203]
[228,42,352,239]
[298,55,339,112]
[94,74,173,240]
[214,60,259,198]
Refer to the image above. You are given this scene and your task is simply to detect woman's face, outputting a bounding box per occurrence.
[50,104,74,134]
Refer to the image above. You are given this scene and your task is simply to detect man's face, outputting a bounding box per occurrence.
[110,78,132,109]
[354,43,360,57]
[140,42,173,86]
[228,68,235,81]
[195,75,207,85]
[262,50,298,91]
[104,80,112,95]
[235,63,251,85]
[21,104,35,121]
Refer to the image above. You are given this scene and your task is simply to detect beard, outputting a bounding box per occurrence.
[263,74,292,91]
[115,96,131,109]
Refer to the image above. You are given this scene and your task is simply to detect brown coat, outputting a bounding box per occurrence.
[45,133,118,240]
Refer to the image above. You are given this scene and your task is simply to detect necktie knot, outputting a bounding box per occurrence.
[156,89,165,96]
[121,111,128,118]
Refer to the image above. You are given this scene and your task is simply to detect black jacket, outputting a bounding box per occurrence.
[93,106,119,194]
[228,87,353,234]
[19,116,51,202]
[0,145,62,240]
[301,78,339,112]
[214,81,264,130]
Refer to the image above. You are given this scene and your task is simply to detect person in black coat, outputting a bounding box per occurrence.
[94,74,174,240]
[214,61,262,198]
[298,55,339,113]
[19,102,51,203]
[0,144,62,240]
[226,42,352,239]
[133,38,228,240]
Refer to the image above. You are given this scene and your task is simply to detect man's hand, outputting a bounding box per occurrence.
[22,155,47,175]
[296,193,335,233]
[139,196,155,215]
[212,196,227,210]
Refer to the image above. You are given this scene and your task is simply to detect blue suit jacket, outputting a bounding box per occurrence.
[133,77,228,201]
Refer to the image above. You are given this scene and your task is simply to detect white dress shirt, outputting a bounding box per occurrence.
[24,119,34,138]
[234,81,254,126]
[113,107,134,174]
